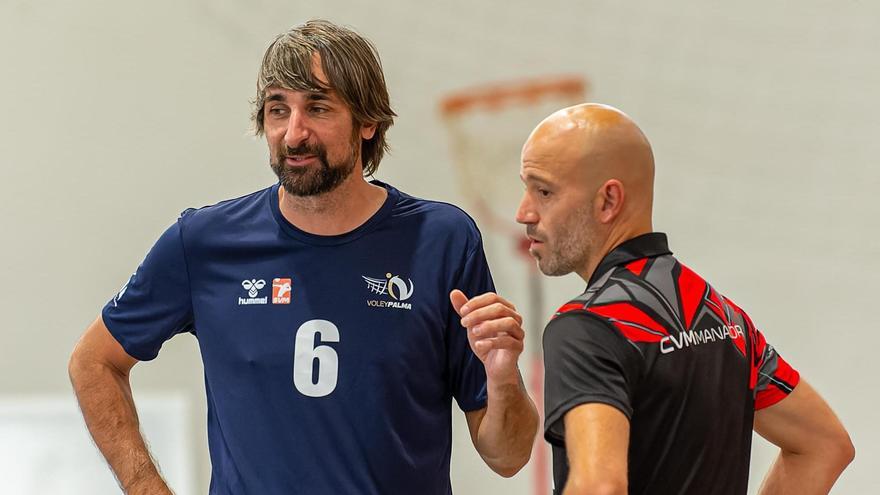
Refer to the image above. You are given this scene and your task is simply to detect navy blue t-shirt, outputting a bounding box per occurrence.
[102,181,494,494]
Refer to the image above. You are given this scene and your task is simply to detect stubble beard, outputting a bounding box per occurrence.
[534,205,595,277]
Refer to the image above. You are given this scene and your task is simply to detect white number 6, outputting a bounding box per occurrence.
[293,319,340,397]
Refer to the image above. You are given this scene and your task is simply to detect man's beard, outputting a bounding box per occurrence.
[270,140,358,197]
[530,204,595,277]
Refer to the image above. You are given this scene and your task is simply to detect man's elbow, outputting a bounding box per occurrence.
[789,425,856,475]
[488,450,532,478]
[829,431,856,471]
[494,465,521,479]
[67,337,113,388]
[68,342,87,386]
[816,420,856,472]
[499,460,529,479]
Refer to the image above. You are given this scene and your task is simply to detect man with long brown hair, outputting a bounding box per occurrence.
[69,20,537,494]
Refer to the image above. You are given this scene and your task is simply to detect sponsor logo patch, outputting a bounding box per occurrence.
[659,324,745,354]
[272,278,292,304]
[238,279,268,305]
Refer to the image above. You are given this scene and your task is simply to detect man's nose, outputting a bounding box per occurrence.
[284,109,310,149]
[515,192,537,225]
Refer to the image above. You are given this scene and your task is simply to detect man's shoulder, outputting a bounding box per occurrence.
[550,255,680,345]
[562,253,757,346]
[546,298,619,338]
[543,297,643,368]
[390,185,483,239]
[177,184,274,229]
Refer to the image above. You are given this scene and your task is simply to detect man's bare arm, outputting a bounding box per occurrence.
[754,379,854,495]
[464,376,538,478]
[452,290,539,477]
[68,316,172,495]
[561,403,629,495]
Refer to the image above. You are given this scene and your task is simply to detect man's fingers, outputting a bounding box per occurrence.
[473,335,525,353]
[470,318,525,341]
[450,289,469,316]
[461,302,523,328]
[463,292,517,313]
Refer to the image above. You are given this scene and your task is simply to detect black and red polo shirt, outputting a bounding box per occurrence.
[543,232,799,495]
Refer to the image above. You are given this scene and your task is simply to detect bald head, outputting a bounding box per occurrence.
[516,103,655,280]
[522,103,655,230]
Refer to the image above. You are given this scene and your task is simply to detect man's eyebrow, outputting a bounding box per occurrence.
[265,90,332,103]
[307,92,330,102]
[520,170,553,186]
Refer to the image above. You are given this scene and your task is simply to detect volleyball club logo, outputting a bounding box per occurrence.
[363,273,414,310]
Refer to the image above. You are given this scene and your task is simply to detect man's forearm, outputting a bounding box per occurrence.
[476,373,539,477]
[562,479,627,495]
[69,356,170,494]
[758,448,853,495]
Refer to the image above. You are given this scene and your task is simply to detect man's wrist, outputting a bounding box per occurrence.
[486,367,526,395]
[124,469,170,495]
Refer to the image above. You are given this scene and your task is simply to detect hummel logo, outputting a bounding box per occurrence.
[239,279,268,305]
[112,276,133,307]
[242,279,265,297]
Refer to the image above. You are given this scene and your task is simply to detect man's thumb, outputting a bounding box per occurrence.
[449,289,469,316]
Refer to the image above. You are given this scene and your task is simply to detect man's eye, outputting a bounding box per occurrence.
[538,189,551,197]
[268,107,287,116]
[310,106,328,114]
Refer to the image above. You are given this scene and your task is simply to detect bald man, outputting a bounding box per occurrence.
[516,104,854,495]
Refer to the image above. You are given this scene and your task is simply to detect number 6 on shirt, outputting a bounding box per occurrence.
[293,319,340,397]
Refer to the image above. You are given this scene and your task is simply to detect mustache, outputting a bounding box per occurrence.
[284,143,323,156]
[274,143,329,170]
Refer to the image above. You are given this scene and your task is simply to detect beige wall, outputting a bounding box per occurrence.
[1,0,877,493]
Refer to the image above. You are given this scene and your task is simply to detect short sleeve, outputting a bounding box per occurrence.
[753,329,800,410]
[447,239,495,412]
[543,312,642,445]
[101,219,194,361]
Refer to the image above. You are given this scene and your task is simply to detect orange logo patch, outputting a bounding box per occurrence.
[272,278,292,304]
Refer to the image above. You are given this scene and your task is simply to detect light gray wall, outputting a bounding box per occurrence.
[2,0,876,493]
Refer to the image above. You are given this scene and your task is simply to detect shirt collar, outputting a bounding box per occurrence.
[588,232,672,286]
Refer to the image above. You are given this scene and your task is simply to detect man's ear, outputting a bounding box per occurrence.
[360,122,377,140]
[596,179,625,224]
